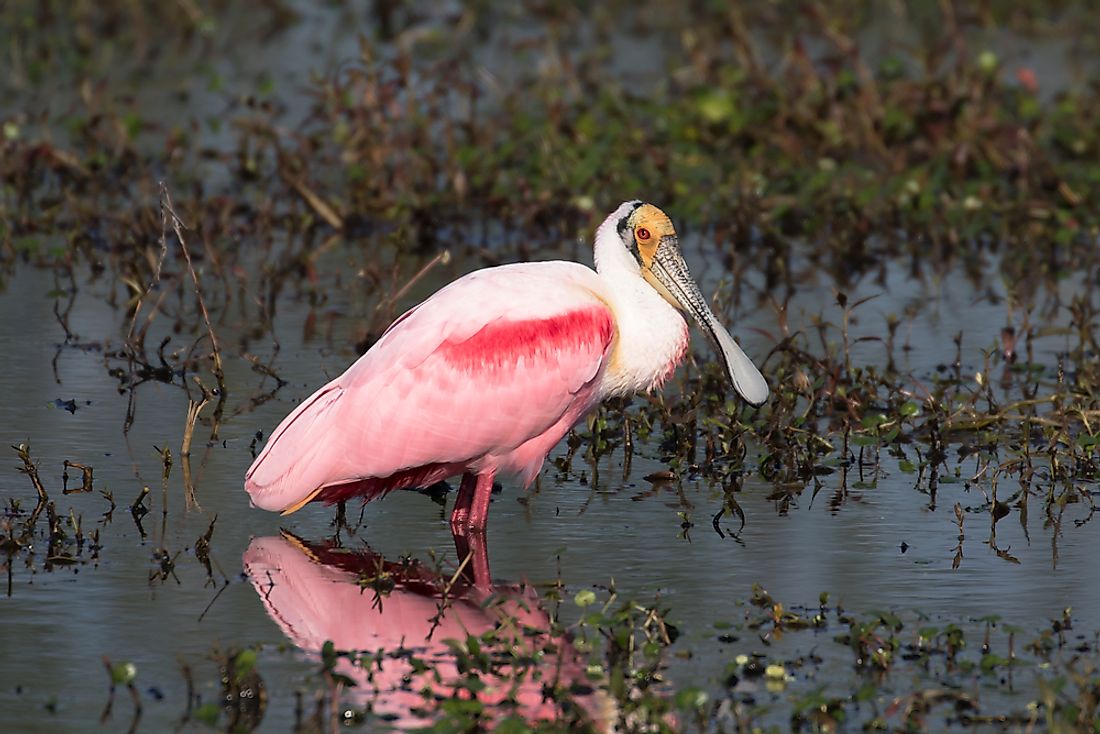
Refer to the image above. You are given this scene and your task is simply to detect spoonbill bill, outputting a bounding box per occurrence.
[244,201,768,533]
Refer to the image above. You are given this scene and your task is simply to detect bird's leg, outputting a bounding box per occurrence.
[450,471,495,532]
[467,471,495,530]
[451,472,495,587]
[452,530,492,588]
[451,472,478,528]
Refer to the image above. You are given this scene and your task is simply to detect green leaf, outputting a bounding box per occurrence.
[234,649,257,682]
[194,702,220,726]
[492,716,532,734]
[574,589,597,607]
[441,697,484,717]
[860,414,888,429]
[675,687,708,710]
[110,662,136,685]
[321,640,337,669]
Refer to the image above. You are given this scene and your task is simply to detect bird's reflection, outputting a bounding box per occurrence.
[243,532,609,730]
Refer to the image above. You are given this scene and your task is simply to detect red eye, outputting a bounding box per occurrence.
[636,227,651,241]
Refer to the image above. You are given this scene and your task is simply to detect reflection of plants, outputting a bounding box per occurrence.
[178,647,266,732]
[4,1,1100,567]
[572,584,680,733]
[165,581,1100,732]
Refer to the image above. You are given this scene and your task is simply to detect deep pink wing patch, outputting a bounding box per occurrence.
[438,306,614,374]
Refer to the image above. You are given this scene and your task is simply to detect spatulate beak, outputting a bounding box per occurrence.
[650,237,769,406]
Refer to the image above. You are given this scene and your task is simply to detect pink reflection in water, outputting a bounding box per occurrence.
[243,533,610,730]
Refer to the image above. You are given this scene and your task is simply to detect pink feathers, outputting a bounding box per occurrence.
[438,306,614,374]
[244,262,619,524]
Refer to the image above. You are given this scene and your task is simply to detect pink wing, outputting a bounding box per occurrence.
[245,262,615,512]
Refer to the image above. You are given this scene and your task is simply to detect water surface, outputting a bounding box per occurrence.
[1,246,1096,730]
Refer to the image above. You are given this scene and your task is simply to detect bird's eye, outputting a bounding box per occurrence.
[636,227,651,241]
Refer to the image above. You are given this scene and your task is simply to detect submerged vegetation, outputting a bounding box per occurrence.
[2,0,1100,731]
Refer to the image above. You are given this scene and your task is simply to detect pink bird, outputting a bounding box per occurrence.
[245,201,768,535]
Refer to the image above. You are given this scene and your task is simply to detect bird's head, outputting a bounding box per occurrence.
[597,200,769,407]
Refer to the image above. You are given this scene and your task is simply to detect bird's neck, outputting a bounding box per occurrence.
[592,204,640,277]
[596,263,689,398]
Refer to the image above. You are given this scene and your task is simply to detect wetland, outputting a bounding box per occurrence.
[2,2,1100,732]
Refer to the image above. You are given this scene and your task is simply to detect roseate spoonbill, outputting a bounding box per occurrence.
[243,532,611,728]
[244,201,768,532]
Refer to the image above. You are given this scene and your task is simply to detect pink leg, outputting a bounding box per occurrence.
[450,472,477,528]
[450,471,495,532]
[453,531,492,588]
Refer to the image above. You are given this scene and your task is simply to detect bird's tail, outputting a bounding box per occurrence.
[244,384,346,513]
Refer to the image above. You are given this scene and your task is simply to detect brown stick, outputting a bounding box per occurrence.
[159,182,226,392]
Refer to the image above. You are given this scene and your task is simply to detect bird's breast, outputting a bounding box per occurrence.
[602,304,690,397]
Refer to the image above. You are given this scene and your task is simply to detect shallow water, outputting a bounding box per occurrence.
[1,241,1097,730]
